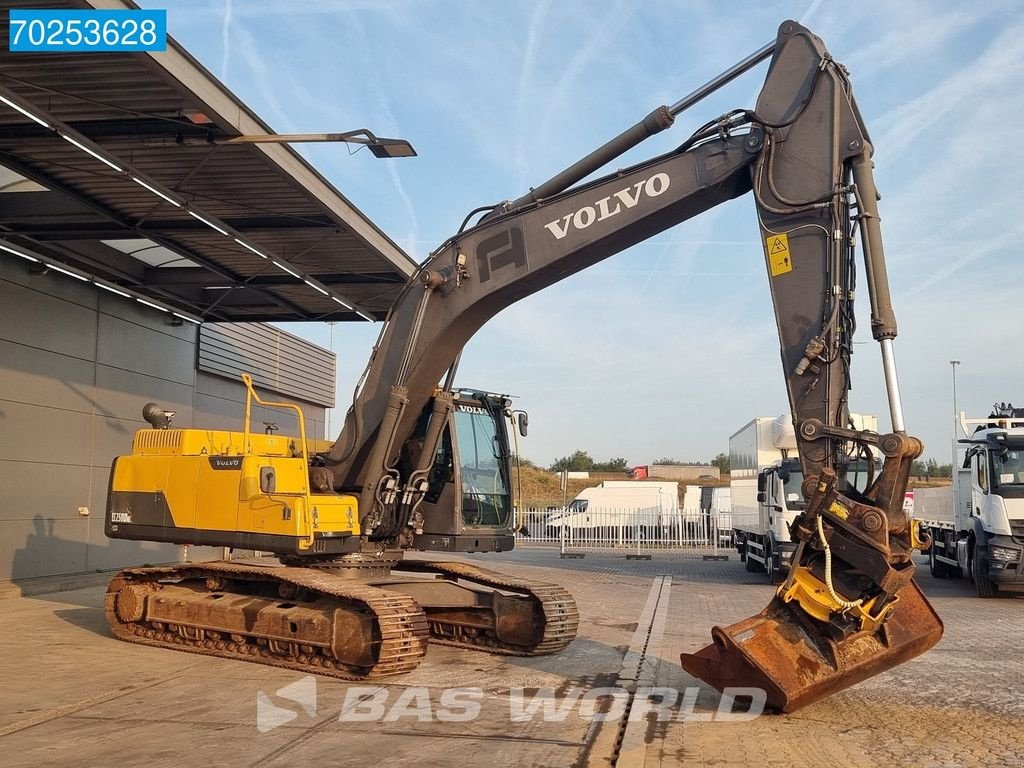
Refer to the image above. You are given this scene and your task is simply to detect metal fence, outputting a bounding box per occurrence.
[514,506,734,555]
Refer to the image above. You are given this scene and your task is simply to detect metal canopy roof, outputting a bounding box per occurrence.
[0,0,416,323]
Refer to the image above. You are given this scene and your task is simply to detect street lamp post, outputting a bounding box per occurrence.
[211,129,416,157]
[146,128,418,158]
[950,360,961,438]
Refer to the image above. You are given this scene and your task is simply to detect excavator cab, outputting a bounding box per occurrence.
[414,390,520,552]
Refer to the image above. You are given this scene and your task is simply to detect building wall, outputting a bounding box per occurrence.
[0,257,334,582]
[647,464,721,482]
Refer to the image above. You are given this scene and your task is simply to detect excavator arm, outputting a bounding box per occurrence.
[676,25,941,712]
[320,19,942,710]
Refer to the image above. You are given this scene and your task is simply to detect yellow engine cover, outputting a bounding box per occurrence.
[107,428,360,554]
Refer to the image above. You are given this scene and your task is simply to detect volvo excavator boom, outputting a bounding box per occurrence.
[105,20,941,710]
[319,19,942,710]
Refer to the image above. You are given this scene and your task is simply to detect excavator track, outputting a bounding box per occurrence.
[105,561,429,680]
[398,559,579,656]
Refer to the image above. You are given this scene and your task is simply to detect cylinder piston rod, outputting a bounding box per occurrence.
[880,339,906,433]
[503,38,776,214]
[668,41,775,116]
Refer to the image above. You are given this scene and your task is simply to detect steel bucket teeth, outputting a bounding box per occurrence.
[680,579,943,713]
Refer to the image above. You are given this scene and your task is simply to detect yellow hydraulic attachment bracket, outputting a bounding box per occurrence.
[777,512,897,637]
[780,567,893,637]
[908,518,928,551]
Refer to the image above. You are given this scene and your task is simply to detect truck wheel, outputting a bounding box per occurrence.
[971,541,998,598]
[767,551,785,585]
[744,542,760,572]
[929,545,949,578]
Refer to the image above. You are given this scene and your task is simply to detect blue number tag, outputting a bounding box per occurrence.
[8,9,167,53]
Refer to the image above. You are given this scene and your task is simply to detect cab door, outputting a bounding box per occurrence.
[451,404,511,530]
[971,448,989,525]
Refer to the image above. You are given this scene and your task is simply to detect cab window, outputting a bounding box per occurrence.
[976,451,989,493]
[993,448,1024,487]
[453,407,510,527]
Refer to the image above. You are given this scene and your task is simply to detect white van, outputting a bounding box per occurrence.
[545,481,679,536]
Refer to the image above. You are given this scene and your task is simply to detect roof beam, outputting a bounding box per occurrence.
[0,150,314,320]
[5,215,338,239]
[0,116,221,142]
[0,82,378,319]
[144,267,406,287]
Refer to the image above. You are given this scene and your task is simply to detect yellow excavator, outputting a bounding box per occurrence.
[104,20,942,712]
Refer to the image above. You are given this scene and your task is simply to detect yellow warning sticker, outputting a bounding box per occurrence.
[829,501,849,520]
[766,233,793,276]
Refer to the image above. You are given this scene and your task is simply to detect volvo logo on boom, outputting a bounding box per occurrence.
[543,172,671,240]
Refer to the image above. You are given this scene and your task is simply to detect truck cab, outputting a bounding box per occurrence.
[754,458,804,580]
[954,419,1024,595]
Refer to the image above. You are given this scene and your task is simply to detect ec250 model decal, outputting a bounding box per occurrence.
[544,172,671,240]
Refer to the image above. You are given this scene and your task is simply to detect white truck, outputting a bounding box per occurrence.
[545,480,679,538]
[730,413,878,583]
[914,405,1024,597]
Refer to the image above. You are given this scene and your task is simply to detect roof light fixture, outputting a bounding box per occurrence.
[0,241,39,262]
[0,94,49,128]
[303,279,329,296]
[234,238,268,259]
[94,281,132,298]
[187,210,229,236]
[131,176,182,207]
[273,260,302,279]
[46,262,89,281]
[136,297,167,312]
[59,132,123,172]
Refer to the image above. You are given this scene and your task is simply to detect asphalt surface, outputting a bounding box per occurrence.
[0,547,1021,768]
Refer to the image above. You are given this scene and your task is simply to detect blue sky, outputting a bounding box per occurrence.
[153,0,1024,468]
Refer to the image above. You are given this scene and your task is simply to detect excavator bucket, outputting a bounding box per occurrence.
[680,579,942,713]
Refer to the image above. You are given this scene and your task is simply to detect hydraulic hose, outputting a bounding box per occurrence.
[817,515,864,610]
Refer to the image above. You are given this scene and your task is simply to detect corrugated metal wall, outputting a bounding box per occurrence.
[0,257,333,583]
[199,322,335,408]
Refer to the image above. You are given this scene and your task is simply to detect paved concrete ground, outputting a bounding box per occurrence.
[0,549,1021,768]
